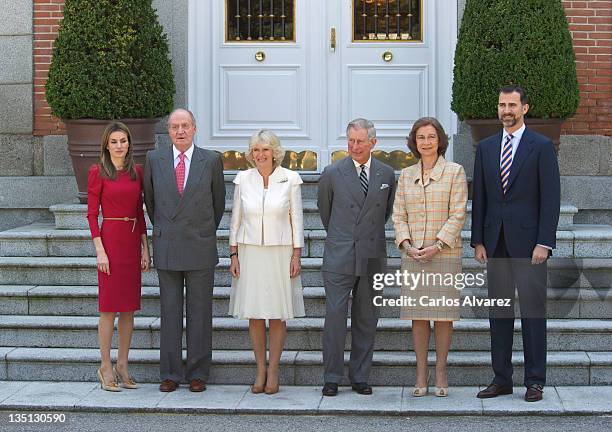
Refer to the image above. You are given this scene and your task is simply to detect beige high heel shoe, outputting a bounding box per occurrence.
[264,369,280,395]
[434,369,449,397]
[411,371,430,397]
[113,366,138,389]
[97,368,120,392]
[434,387,449,397]
[251,372,267,394]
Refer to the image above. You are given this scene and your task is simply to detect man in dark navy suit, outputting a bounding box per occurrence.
[471,85,560,402]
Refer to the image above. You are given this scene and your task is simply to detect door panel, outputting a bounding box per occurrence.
[347,65,428,131]
[220,66,303,129]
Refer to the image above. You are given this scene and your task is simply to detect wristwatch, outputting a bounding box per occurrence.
[229,252,238,258]
[435,240,444,251]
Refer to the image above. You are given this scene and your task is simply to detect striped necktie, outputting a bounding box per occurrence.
[500,134,514,194]
[359,164,368,195]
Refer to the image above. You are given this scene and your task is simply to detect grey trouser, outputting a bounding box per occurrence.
[322,271,379,384]
[157,268,214,382]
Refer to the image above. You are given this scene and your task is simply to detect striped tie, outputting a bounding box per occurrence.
[359,164,368,195]
[500,134,513,194]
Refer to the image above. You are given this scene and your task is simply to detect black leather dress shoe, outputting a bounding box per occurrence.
[322,382,338,396]
[476,383,513,398]
[351,382,373,395]
[525,384,544,402]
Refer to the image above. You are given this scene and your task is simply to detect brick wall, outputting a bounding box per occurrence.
[33,0,64,136]
[562,0,612,135]
[31,0,611,136]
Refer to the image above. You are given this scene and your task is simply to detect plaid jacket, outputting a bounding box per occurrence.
[392,156,468,250]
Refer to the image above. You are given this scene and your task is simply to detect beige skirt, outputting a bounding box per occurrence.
[229,243,305,320]
[399,249,461,321]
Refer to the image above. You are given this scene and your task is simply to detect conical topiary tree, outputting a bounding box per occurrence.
[46,0,175,120]
[451,0,579,120]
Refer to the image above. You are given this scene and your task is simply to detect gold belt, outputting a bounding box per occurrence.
[102,217,137,232]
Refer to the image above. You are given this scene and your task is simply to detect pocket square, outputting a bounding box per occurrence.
[380,183,389,190]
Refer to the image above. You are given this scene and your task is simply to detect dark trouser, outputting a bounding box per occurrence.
[322,271,379,384]
[487,229,547,387]
[157,268,214,382]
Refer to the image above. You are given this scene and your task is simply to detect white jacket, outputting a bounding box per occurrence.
[229,167,304,247]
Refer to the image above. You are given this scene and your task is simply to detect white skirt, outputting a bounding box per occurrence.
[229,243,305,320]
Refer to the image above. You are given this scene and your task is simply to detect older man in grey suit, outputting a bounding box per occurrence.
[144,108,225,393]
[317,118,396,396]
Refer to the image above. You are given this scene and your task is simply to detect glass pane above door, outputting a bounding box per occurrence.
[226,0,296,42]
[353,0,422,42]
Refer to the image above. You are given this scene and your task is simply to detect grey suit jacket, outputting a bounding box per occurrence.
[143,145,226,271]
[317,156,396,276]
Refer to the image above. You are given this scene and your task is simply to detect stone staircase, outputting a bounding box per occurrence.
[0,176,611,386]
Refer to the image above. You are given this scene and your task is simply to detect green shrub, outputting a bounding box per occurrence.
[451,0,579,120]
[46,0,175,120]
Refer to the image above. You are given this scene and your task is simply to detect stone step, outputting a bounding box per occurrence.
[3,381,612,416]
[0,257,315,287]
[0,257,610,289]
[1,315,610,352]
[0,347,607,386]
[4,223,610,259]
[1,285,611,320]
[48,201,579,231]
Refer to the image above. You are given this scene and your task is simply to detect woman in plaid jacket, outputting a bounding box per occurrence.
[392,117,468,398]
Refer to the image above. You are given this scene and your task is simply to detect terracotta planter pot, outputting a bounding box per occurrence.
[466,118,564,154]
[65,118,159,203]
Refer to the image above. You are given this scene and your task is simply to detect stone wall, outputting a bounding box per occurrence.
[0,0,47,230]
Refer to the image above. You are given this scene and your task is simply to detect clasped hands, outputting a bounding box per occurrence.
[401,240,439,263]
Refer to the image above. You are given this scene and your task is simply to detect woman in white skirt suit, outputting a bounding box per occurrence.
[229,130,305,395]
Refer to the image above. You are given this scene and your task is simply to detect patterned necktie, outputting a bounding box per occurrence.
[359,164,369,195]
[500,134,514,194]
[175,152,186,194]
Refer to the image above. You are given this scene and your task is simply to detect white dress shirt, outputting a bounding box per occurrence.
[172,143,194,190]
[353,155,372,178]
[499,123,525,167]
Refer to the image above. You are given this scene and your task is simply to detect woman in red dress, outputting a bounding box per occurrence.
[87,122,150,391]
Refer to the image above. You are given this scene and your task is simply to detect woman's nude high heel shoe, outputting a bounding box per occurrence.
[411,371,430,397]
[113,366,138,389]
[251,372,267,394]
[434,369,449,397]
[264,370,279,395]
[97,368,120,392]
[434,387,449,397]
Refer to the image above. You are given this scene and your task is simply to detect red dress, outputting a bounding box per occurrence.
[87,164,146,312]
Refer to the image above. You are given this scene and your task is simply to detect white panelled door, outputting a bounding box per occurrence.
[189,1,456,171]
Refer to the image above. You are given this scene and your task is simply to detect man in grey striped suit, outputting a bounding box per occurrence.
[317,118,396,396]
[143,109,225,393]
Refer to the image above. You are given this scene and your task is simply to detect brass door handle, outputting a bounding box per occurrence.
[330,27,336,52]
[382,51,393,62]
[255,51,265,62]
